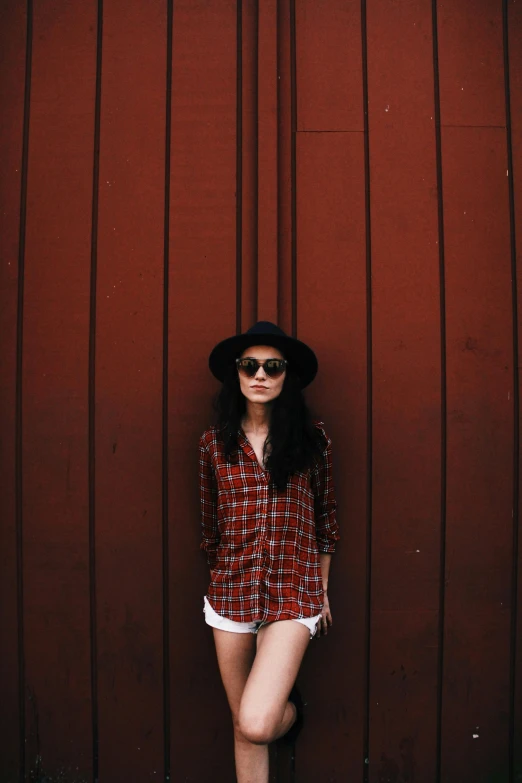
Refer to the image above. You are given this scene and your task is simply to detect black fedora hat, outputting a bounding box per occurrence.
[208,321,318,388]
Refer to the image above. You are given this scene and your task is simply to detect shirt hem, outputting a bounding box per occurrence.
[205,593,324,624]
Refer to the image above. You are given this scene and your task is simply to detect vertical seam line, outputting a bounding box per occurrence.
[290,0,297,337]
[502,2,520,781]
[254,0,259,322]
[360,0,372,779]
[431,2,448,781]
[16,0,33,778]
[162,0,173,779]
[88,0,103,778]
[236,0,243,333]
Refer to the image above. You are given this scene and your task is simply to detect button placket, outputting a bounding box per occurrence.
[260,483,269,556]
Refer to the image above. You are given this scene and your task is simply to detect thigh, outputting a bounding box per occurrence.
[240,620,310,726]
[212,627,257,722]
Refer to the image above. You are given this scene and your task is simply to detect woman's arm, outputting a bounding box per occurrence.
[311,429,340,554]
[319,552,332,592]
[198,435,220,573]
[312,427,340,637]
[316,552,333,638]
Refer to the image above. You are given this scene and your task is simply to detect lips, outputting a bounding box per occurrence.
[251,385,268,389]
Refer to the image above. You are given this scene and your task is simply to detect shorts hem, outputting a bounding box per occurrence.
[203,595,321,639]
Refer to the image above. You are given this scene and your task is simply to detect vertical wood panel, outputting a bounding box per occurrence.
[240,0,258,332]
[276,0,294,336]
[508,0,522,778]
[0,2,27,780]
[440,125,513,783]
[168,2,238,780]
[294,6,367,780]
[366,2,442,780]
[95,1,166,778]
[22,1,96,778]
[438,0,505,127]
[257,0,278,323]
[438,3,514,780]
[296,132,367,781]
[296,0,363,132]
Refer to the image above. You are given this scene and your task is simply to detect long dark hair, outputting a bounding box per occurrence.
[214,364,327,490]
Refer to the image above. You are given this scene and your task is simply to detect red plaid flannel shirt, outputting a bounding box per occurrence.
[198,421,340,622]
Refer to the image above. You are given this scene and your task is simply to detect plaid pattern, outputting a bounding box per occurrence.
[198,421,340,622]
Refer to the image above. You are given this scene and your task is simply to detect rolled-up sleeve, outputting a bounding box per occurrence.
[198,435,220,569]
[311,432,340,553]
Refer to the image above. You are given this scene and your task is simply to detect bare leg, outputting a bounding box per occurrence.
[212,628,269,783]
[238,620,311,745]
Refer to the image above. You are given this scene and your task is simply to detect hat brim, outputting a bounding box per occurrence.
[208,332,318,388]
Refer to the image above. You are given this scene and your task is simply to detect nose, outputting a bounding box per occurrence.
[254,364,267,380]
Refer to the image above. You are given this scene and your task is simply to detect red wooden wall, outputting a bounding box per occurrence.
[1,1,521,782]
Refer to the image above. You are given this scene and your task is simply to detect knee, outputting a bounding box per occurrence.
[237,707,275,745]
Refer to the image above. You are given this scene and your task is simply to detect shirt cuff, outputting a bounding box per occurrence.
[316,541,338,554]
[200,541,218,569]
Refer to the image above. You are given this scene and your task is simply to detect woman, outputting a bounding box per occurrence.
[198,321,340,782]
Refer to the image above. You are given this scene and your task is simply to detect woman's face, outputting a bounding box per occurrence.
[237,344,286,405]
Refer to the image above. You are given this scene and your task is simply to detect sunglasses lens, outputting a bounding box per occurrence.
[238,359,258,377]
[265,360,285,377]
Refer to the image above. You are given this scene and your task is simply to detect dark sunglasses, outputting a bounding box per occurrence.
[236,357,288,378]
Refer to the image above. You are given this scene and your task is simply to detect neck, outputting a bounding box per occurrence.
[242,401,272,434]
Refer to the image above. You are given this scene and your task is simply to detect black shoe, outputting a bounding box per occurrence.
[281,684,304,745]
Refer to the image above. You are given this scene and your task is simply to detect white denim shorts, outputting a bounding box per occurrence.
[203,595,321,639]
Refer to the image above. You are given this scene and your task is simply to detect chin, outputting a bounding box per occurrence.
[252,393,279,404]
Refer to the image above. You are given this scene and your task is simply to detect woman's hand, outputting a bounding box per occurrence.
[315,590,332,638]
